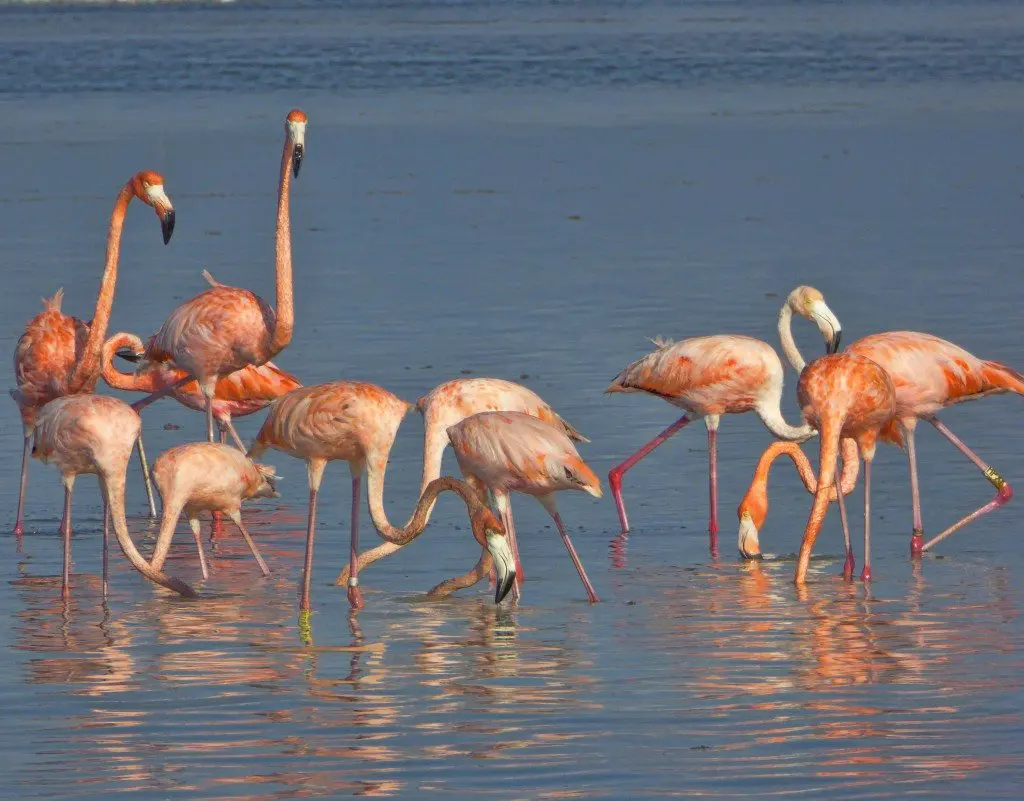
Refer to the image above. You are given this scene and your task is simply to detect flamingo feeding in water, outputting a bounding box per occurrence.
[136,109,305,442]
[736,331,1022,565]
[248,382,518,612]
[11,170,175,535]
[334,376,587,588]
[605,286,842,551]
[148,443,278,580]
[792,353,896,584]
[31,394,195,600]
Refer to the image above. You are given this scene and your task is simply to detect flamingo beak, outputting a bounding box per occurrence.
[827,329,842,355]
[292,143,303,178]
[487,531,516,604]
[738,512,763,560]
[161,209,175,245]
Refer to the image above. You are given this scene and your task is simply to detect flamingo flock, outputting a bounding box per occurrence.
[10,108,1022,617]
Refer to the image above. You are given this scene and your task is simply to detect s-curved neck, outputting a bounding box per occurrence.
[777,303,807,373]
[270,134,295,354]
[101,333,159,393]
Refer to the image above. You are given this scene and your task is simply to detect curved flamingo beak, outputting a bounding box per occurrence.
[738,512,763,560]
[161,209,175,245]
[487,531,516,604]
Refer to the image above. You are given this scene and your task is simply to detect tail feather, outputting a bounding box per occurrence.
[982,361,1024,396]
[44,288,64,312]
[201,269,223,288]
[556,414,589,443]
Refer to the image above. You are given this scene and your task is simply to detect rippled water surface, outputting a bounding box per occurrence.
[1,1,1024,797]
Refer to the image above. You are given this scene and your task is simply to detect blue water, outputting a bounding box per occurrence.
[1,1,1023,797]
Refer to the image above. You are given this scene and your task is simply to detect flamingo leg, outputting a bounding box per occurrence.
[102,501,109,600]
[208,428,227,539]
[861,459,873,581]
[225,420,247,452]
[706,416,719,555]
[539,496,599,603]
[347,469,365,610]
[300,485,319,613]
[834,455,855,580]
[205,394,216,443]
[188,517,210,580]
[13,432,30,536]
[136,433,158,519]
[608,415,691,534]
[229,511,270,576]
[61,479,74,600]
[921,416,1014,552]
[130,375,193,413]
[904,425,925,556]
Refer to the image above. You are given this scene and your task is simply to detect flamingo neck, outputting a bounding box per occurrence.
[777,303,806,373]
[101,334,158,393]
[270,135,295,354]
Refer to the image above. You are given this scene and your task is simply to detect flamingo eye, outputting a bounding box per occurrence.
[564,465,582,483]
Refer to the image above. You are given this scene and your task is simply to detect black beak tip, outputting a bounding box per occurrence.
[162,210,175,245]
[746,552,764,562]
[494,571,516,604]
[116,348,143,363]
[292,145,303,178]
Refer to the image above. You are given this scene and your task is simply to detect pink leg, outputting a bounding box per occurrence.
[608,415,691,534]
[188,518,210,580]
[922,416,1014,552]
[61,483,73,600]
[102,501,109,600]
[210,429,228,538]
[347,473,364,610]
[300,487,319,613]
[834,454,855,580]
[707,423,719,556]
[13,433,30,536]
[225,420,247,452]
[205,395,215,443]
[551,511,599,603]
[861,459,873,582]
[230,512,270,576]
[130,375,193,413]
[905,425,925,556]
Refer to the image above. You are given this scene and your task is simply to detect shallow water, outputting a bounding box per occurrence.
[1,1,1024,797]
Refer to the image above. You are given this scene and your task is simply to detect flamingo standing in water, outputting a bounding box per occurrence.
[605,286,842,551]
[248,382,518,611]
[736,331,1023,565]
[148,443,278,580]
[136,109,305,442]
[334,376,586,587]
[31,394,195,600]
[11,170,175,535]
[793,353,896,584]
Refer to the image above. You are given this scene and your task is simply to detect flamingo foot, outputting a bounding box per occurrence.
[13,522,23,537]
[347,584,365,609]
[842,551,855,581]
[910,530,924,557]
[860,565,873,582]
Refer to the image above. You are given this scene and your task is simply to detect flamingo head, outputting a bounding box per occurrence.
[787,286,842,355]
[562,455,603,499]
[472,505,516,603]
[251,463,281,500]
[285,109,308,178]
[736,493,766,560]
[131,170,175,245]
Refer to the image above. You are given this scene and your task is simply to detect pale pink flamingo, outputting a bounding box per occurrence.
[148,443,278,580]
[605,286,842,552]
[736,331,1023,565]
[446,410,604,603]
[247,382,518,612]
[334,376,586,586]
[136,110,305,442]
[31,394,196,599]
[11,170,174,535]
[793,353,896,584]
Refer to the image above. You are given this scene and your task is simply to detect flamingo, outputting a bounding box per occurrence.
[446,410,604,603]
[736,331,1023,563]
[605,286,842,551]
[793,353,896,584]
[247,382,517,612]
[31,394,196,600]
[148,443,278,580]
[135,109,305,442]
[11,170,175,535]
[334,376,586,587]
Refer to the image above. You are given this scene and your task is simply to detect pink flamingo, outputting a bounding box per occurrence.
[793,353,896,584]
[248,382,517,612]
[148,443,277,580]
[334,376,586,586]
[11,170,174,535]
[136,110,305,442]
[605,286,843,551]
[446,410,604,603]
[736,331,1023,565]
[31,394,196,600]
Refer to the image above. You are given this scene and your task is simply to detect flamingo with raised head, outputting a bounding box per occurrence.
[11,170,175,535]
[334,376,586,587]
[793,353,896,584]
[148,443,278,580]
[136,109,305,442]
[248,382,518,612]
[31,394,196,600]
[736,331,1023,565]
[605,286,842,552]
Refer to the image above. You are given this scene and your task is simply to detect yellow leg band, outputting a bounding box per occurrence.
[984,467,1006,490]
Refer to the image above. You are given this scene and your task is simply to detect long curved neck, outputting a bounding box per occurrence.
[777,303,807,373]
[269,135,295,354]
[756,396,816,442]
[71,181,135,392]
[418,422,450,519]
[795,418,843,583]
[101,334,158,393]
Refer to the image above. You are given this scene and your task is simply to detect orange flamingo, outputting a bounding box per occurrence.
[793,353,896,584]
[247,382,517,612]
[737,331,1023,563]
[136,109,305,442]
[11,170,174,535]
[447,410,604,603]
[148,443,278,580]
[605,286,842,552]
[333,376,586,586]
[31,394,195,600]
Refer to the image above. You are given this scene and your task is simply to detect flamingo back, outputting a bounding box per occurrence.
[797,354,896,449]
[32,394,140,478]
[152,442,277,513]
[447,410,601,497]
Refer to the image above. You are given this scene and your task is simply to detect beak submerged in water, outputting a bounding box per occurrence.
[738,512,763,560]
[161,209,175,245]
[487,531,517,604]
[292,143,303,178]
